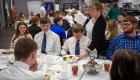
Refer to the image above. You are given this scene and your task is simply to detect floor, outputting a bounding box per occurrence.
[0,27,15,49]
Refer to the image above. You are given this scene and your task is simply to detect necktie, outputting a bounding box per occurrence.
[41,33,46,54]
[75,40,80,55]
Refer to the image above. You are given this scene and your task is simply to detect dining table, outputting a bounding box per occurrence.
[0,49,111,80]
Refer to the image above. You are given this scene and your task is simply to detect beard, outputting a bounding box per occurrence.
[123,26,135,35]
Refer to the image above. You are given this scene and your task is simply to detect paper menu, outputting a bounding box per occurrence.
[74,11,87,26]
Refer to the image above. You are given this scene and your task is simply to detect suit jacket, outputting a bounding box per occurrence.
[28,25,42,39]
[88,15,106,55]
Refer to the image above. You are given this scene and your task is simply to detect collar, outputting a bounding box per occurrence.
[74,35,84,42]
[53,24,59,26]
[53,24,62,27]
[42,30,51,36]
[123,33,140,39]
[13,61,30,70]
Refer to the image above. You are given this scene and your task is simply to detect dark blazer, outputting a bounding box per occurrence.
[88,15,106,56]
[28,25,42,39]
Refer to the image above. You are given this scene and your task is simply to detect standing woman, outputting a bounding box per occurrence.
[10,22,32,49]
[80,2,106,59]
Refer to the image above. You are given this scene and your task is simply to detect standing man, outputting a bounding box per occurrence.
[0,38,47,80]
[106,16,140,60]
[34,17,61,55]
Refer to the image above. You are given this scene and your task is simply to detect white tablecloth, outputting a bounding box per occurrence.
[0,49,111,80]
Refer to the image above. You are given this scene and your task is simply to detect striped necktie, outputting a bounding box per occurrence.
[75,40,80,55]
[41,33,46,54]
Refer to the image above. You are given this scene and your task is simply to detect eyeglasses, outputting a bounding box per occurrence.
[123,23,132,26]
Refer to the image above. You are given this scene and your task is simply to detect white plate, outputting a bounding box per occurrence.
[0,65,8,70]
[63,55,79,63]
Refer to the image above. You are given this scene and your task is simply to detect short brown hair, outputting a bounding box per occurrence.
[31,16,39,25]
[14,38,37,60]
[124,16,138,24]
[112,2,118,8]
[110,49,140,80]
[40,17,50,24]
[89,2,102,11]
[72,23,85,33]
[119,11,126,17]
[54,17,62,24]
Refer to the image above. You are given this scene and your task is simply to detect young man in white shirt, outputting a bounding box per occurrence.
[0,38,47,80]
[61,23,91,56]
[34,17,61,55]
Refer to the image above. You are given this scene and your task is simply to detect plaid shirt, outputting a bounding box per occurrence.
[106,34,140,60]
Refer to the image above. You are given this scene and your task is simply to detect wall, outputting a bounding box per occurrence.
[0,0,5,28]
[133,0,140,5]
[27,1,41,15]
[14,0,29,17]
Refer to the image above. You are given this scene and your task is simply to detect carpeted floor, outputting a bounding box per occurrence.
[0,26,15,49]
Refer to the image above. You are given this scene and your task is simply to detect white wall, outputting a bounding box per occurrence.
[84,0,92,5]
[133,0,140,5]
[27,0,55,16]
[27,1,41,15]
[119,0,140,5]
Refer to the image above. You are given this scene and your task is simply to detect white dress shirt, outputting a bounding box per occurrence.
[0,61,46,80]
[117,23,123,34]
[61,35,91,55]
[34,30,61,55]
[86,19,94,40]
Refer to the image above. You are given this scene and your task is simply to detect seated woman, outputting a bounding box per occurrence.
[105,19,119,52]
[110,49,140,80]
[28,16,41,39]
[105,19,119,40]
[18,12,26,21]
[10,22,32,49]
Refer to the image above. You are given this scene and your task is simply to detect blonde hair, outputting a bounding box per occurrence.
[89,2,102,11]
[107,19,118,40]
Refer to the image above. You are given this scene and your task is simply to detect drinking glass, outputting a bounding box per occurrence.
[71,63,78,76]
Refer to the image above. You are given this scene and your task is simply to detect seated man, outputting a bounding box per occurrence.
[106,16,140,60]
[61,23,91,56]
[0,38,47,80]
[34,17,61,55]
[50,17,66,46]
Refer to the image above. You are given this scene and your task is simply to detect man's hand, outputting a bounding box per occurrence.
[30,61,38,72]
[78,50,89,59]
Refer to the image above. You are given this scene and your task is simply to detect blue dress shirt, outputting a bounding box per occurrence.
[51,24,66,39]
[106,34,140,60]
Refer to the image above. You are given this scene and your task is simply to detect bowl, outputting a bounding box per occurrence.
[83,63,103,74]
